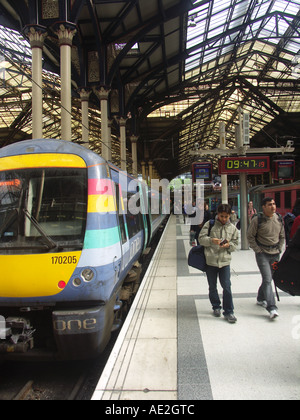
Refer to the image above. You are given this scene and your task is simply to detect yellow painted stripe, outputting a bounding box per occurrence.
[88,195,117,213]
[0,252,82,298]
[0,154,86,170]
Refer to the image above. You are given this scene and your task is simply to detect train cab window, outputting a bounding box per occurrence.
[0,168,87,253]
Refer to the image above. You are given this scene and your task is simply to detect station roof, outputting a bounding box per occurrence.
[0,0,300,179]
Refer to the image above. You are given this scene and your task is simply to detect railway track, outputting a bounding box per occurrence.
[0,223,166,400]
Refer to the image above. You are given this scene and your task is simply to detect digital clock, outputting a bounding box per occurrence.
[219,156,270,174]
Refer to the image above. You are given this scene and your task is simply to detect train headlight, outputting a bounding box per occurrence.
[81,268,94,282]
[73,278,82,287]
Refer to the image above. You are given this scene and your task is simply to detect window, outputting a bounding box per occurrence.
[0,168,87,253]
[275,192,281,208]
[284,191,292,209]
[115,183,127,244]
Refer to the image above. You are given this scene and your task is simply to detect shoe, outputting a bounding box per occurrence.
[257,300,267,308]
[270,310,279,320]
[224,313,237,323]
[213,309,221,317]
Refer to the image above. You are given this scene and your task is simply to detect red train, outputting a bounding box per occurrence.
[249,181,300,216]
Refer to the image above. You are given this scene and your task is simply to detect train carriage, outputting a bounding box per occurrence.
[0,139,167,360]
[249,181,300,216]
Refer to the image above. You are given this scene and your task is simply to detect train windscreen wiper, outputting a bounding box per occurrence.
[0,208,18,237]
[23,209,57,250]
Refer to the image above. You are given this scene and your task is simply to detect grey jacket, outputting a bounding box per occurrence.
[199,218,239,268]
[247,213,285,255]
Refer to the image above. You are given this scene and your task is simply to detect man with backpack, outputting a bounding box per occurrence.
[247,197,285,320]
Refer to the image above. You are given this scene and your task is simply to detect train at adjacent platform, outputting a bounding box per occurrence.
[249,181,300,216]
[0,139,168,360]
[206,181,300,218]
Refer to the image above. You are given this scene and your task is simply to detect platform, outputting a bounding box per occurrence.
[92,215,300,401]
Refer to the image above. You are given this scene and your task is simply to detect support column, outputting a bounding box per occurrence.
[130,135,139,176]
[237,108,249,250]
[119,117,127,171]
[148,160,153,182]
[79,88,91,148]
[98,87,110,161]
[141,161,146,181]
[107,119,112,161]
[219,122,228,204]
[25,25,47,139]
[56,23,76,141]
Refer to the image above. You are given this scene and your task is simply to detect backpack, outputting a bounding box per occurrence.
[273,227,300,296]
[252,212,284,244]
[188,220,214,272]
[283,212,296,244]
[252,212,283,228]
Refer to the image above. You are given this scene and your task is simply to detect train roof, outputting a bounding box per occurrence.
[249,181,300,193]
[0,139,106,168]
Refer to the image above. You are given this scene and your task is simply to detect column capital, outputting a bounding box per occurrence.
[116,116,127,127]
[54,22,77,47]
[79,88,91,102]
[130,135,139,144]
[94,86,111,101]
[24,24,47,49]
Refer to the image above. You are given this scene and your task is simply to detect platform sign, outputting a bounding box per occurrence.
[273,160,295,181]
[192,162,212,183]
[219,156,270,175]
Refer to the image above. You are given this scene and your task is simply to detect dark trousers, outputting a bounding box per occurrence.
[206,265,234,315]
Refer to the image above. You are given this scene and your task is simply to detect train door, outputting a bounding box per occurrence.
[114,181,126,279]
[139,182,151,248]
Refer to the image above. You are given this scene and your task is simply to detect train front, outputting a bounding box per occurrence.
[0,146,110,360]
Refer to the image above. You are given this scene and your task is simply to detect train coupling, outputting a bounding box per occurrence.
[0,317,35,354]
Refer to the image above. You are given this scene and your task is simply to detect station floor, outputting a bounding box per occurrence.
[92,215,300,401]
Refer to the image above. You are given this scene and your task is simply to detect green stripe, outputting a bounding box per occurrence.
[83,227,120,249]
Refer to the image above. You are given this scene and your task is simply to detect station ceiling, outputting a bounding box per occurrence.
[0,0,300,180]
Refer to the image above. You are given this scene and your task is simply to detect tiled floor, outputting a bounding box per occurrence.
[92,215,300,401]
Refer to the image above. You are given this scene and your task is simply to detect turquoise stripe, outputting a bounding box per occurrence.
[83,227,120,249]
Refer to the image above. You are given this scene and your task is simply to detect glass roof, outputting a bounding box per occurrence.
[0,0,300,177]
[161,0,300,172]
[0,25,124,168]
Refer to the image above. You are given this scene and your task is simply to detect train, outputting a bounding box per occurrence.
[249,181,300,216]
[0,139,168,360]
[206,181,300,219]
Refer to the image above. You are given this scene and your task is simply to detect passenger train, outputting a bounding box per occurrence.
[0,139,168,360]
[249,181,300,216]
[206,181,300,219]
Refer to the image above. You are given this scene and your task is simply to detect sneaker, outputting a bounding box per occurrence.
[224,313,237,323]
[270,310,279,320]
[213,309,221,317]
[257,300,267,308]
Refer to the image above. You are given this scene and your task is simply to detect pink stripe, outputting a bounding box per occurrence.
[88,179,114,196]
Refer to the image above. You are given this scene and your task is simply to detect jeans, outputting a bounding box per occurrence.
[255,252,279,312]
[206,265,234,315]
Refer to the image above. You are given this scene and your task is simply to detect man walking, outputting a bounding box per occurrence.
[247,197,285,319]
[199,203,239,323]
